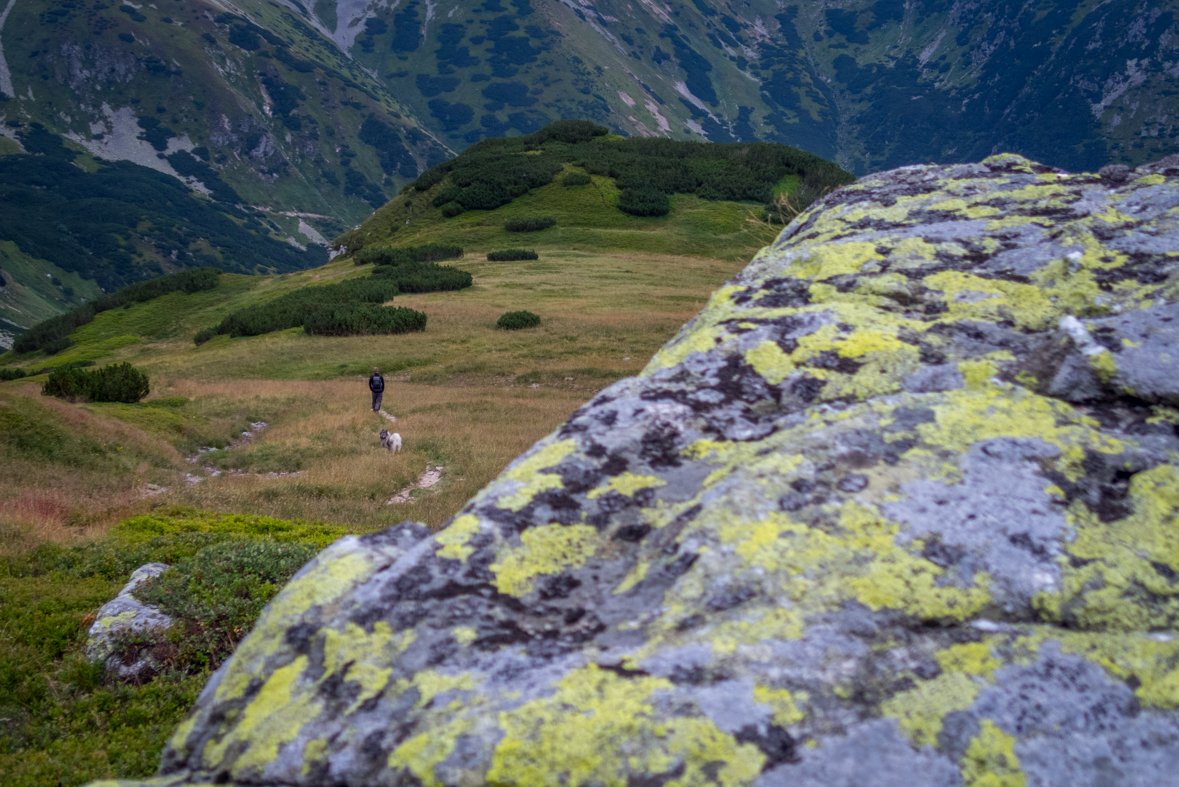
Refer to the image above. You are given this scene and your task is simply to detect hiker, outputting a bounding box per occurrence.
[369,367,385,413]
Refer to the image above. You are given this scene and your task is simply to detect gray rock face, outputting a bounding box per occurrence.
[86,563,174,681]
[91,155,1179,787]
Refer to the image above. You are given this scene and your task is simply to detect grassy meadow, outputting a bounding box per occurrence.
[0,200,774,784]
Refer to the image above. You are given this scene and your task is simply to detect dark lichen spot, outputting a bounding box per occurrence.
[616,523,652,542]
[735,723,799,768]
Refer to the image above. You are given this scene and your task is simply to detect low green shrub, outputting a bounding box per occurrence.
[41,336,73,355]
[497,310,541,330]
[215,278,400,337]
[410,165,451,192]
[127,540,319,672]
[370,262,472,292]
[431,185,463,207]
[303,305,427,336]
[1,367,27,381]
[13,268,221,354]
[562,172,591,187]
[440,201,464,218]
[353,243,463,267]
[504,216,555,232]
[487,249,539,261]
[42,362,150,403]
[619,187,670,217]
[193,328,216,346]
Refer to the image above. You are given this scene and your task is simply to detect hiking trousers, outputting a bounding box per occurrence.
[372,391,383,412]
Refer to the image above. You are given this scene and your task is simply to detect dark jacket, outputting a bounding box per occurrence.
[369,373,385,393]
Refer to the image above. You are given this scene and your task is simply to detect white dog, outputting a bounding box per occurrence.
[379,429,402,453]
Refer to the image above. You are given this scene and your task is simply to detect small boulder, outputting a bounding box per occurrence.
[86,562,174,681]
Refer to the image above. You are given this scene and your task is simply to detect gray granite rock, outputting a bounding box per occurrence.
[90,155,1179,787]
[86,563,174,681]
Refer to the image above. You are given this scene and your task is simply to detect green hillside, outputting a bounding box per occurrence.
[344,120,852,259]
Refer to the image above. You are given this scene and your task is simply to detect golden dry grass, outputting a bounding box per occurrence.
[0,250,748,550]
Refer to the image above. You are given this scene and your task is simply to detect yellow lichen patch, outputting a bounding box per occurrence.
[1037,465,1179,632]
[496,440,578,511]
[587,473,667,500]
[981,154,1035,173]
[614,559,650,595]
[883,672,982,746]
[394,670,477,709]
[202,655,323,774]
[786,242,883,280]
[211,548,378,704]
[436,514,482,561]
[960,720,1026,787]
[840,504,992,622]
[452,626,477,646]
[745,340,796,385]
[390,716,473,787]
[322,621,412,714]
[488,665,763,787]
[753,685,805,726]
[1135,173,1166,186]
[936,641,1001,679]
[1040,630,1179,710]
[836,330,907,358]
[491,524,601,596]
[958,360,998,389]
[914,385,1124,477]
[302,738,329,776]
[923,271,1058,331]
[1088,350,1118,384]
[504,439,578,483]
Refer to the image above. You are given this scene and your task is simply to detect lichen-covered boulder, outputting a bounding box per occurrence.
[93,155,1179,787]
[87,563,174,681]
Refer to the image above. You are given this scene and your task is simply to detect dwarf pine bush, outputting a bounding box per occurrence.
[215,278,400,337]
[303,305,427,336]
[487,249,538,261]
[42,362,150,403]
[562,172,591,187]
[619,187,670,217]
[353,243,463,266]
[497,310,541,330]
[504,216,555,232]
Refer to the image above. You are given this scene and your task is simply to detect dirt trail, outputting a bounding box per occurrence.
[387,465,444,505]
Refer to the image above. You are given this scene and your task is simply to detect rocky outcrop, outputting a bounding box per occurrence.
[92,155,1179,787]
[86,563,173,681]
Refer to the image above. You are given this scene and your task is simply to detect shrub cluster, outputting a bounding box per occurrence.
[42,362,150,403]
[0,360,95,381]
[497,310,541,330]
[14,268,221,354]
[505,216,556,232]
[193,328,216,346]
[128,540,320,671]
[405,120,853,225]
[618,187,671,217]
[370,263,472,292]
[353,243,463,267]
[214,278,401,338]
[487,249,539,261]
[303,305,427,336]
[562,172,592,187]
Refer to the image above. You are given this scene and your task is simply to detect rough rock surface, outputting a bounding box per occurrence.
[86,563,174,681]
[94,155,1179,787]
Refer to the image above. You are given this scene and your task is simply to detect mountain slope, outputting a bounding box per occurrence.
[3,0,1173,209]
[0,0,452,224]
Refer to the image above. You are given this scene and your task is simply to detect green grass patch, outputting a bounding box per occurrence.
[0,507,355,787]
